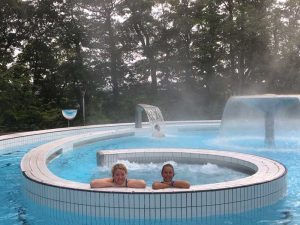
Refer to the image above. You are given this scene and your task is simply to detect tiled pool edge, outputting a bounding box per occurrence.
[20,130,287,219]
[0,123,135,152]
[0,120,220,152]
[97,149,286,190]
[23,175,286,219]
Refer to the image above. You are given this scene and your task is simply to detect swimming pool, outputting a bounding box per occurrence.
[0,121,297,224]
[47,132,251,185]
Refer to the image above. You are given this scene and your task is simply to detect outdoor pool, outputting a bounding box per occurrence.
[0,122,298,224]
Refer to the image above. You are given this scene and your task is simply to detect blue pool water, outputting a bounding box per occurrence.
[0,142,45,225]
[48,131,249,185]
[1,129,300,224]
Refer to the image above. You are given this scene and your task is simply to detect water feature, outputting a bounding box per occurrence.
[220,94,300,146]
[135,104,164,128]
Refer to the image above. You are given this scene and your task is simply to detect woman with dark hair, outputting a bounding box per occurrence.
[152,163,190,189]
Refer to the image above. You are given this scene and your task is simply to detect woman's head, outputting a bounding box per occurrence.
[111,163,128,185]
[161,163,174,182]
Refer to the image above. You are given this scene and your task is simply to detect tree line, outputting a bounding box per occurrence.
[0,0,299,132]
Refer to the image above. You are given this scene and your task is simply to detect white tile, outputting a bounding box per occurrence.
[138,209,145,220]
[176,193,182,206]
[149,208,156,219]
[182,207,188,219]
[176,207,182,219]
[129,208,135,219]
[123,194,130,208]
[223,189,229,204]
[182,193,187,207]
[129,193,135,207]
[233,201,238,213]
[232,189,237,202]
[82,204,87,217]
[124,208,130,219]
[135,194,142,208]
[155,208,161,219]
[89,205,96,217]
[160,193,166,208]
[236,201,242,213]
[244,199,251,211]
[79,191,86,205]
[251,185,255,199]
[191,206,197,217]
[119,207,125,219]
[216,190,224,204]
[191,192,197,207]
[200,192,206,206]
[74,204,79,215]
[165,208,172,218]
[237,188,242,201]
[216,203,224,215]
[201,206,207,217]
[145,206,150,219]
[144,194,150,209]
[149,194,156,208]
[240,187,246,201]
[226,202,232,214]
[118,193,124,207]
[60,188,67,202]
[208,205,216,217]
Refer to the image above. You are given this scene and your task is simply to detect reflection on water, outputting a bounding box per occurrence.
[280,210,293,224]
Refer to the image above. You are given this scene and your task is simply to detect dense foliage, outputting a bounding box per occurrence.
[0,0,299,132]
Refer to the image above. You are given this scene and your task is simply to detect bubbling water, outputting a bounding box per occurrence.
[77,159,248,186]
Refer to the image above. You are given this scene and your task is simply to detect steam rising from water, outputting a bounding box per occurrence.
[220,96,300,142]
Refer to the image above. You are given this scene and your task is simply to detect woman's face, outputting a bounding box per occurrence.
[162,166,174,182]
[113,168,127,185]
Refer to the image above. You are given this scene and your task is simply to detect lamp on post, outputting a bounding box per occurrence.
[81,88,86,126]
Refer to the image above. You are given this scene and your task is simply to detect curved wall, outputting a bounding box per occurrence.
[21,126,287,220]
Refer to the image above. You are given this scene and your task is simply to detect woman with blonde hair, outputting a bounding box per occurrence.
[90,163,146,188]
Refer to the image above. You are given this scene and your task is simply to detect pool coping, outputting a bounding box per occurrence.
[1,120,221,141]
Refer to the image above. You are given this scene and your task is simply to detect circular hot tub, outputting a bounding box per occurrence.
[21,129,287,219]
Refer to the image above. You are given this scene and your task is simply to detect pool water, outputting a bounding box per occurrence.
[1,129,300,224]
[0,142,45,225]
[49,158,249,186]
[48,132,249,185]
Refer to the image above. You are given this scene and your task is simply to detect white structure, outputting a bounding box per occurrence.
[21,128,287,220]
